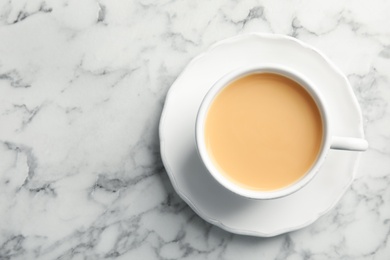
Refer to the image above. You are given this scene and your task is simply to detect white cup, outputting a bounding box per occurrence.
[195,65,368,200]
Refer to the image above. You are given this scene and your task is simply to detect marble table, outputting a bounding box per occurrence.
[0,0,389,259]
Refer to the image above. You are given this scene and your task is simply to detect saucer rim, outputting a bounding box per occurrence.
[159,33,365,237]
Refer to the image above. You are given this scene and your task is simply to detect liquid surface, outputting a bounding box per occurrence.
[205,73,323,191]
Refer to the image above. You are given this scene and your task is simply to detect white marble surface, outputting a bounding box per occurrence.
[0,0,389,259]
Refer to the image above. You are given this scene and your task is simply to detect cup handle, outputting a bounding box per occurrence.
[330,136,368,151]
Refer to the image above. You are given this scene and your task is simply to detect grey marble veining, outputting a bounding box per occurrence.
[0,0,389,259]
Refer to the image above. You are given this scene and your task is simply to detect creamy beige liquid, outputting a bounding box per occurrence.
[205,73,323,191]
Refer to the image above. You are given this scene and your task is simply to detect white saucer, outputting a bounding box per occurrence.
[159,34,365,237]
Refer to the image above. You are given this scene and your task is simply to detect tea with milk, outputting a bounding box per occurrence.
[204,73,323,191]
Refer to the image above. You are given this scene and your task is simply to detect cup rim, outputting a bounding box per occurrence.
[195,64,332,200]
